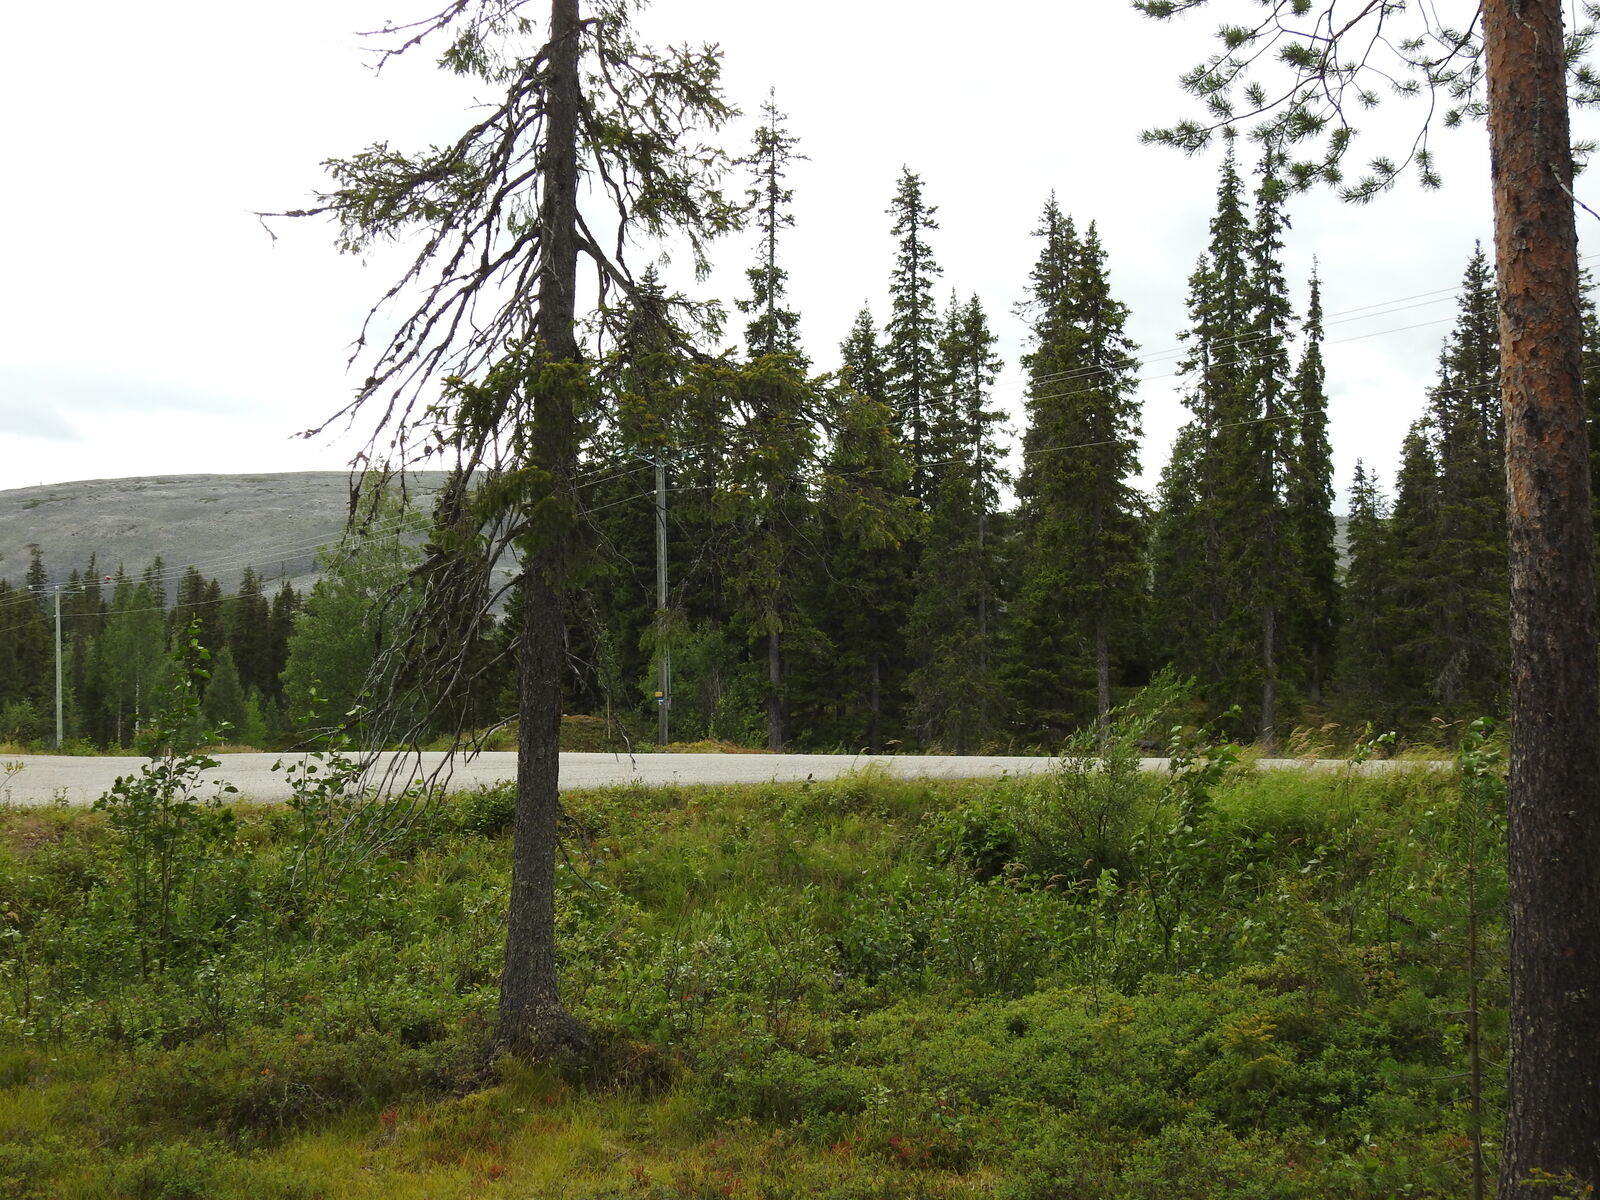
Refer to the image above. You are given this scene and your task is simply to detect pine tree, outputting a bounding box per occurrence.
[1006,203,1144,741]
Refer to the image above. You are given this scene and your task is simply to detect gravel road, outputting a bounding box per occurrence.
[0,751,1416,808]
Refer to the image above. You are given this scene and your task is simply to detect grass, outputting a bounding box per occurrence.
[0,748,1504,1198]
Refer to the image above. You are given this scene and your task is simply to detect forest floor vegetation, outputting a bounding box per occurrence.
[0,704,1508,1198]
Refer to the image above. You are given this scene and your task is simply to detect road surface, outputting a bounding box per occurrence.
[0,750,1418,808]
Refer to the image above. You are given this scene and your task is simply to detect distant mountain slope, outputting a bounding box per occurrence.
[0,472,450,593]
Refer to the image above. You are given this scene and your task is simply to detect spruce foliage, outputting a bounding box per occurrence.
[1153,144,1296,736]
[1285,271,1338,706]
[1006,200,1144,742]
[802,308,918,751]
[884,168,943,502]
[904,294,1006,751]
[1334,461,1393,723]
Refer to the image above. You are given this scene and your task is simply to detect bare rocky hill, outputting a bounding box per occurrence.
[0,473,450,593]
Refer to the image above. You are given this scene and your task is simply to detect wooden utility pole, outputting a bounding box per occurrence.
[53,586,62,749]
[655,455,670,746]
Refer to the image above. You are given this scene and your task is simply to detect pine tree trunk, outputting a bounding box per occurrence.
[497,0,587,1056]
[1488,0,1600,1190]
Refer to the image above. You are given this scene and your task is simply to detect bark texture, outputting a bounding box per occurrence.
[497,0,588,1055]
[1487,0,1600,1188]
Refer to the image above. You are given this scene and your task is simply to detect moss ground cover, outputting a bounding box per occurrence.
[0,740,1504,1198]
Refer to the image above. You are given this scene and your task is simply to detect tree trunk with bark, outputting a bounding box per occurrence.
[1488,0,1600,1189]
[1259,604,1277,749]
[497,0,588,1055]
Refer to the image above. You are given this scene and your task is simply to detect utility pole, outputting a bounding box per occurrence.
[52,585,63,749]
[654,456,671,746]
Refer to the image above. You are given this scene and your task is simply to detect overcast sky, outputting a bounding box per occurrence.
[3,0,1587,509]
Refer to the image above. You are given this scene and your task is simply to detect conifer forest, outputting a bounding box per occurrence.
[12,1,1600,1195]
[0,141,1562,756]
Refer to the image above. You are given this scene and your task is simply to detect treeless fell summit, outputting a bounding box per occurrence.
[0,473,451,591]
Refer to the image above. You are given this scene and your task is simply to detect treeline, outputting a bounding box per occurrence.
[563,125,1566,752]
[4,132,1587,752]
[0,556,302,748]
[0,494,509,749]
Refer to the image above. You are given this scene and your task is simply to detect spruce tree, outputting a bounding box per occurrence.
[14,548,53,718]
[724,94,817,749]
[1006,201,1144,740]
[294,0,737,1053]
[202,647,249,738]
[1241,153,1298,742]
[884,168,943,501]
[141,557,168,612]
[169,566,222,682]
[803,307,917,750]
[1582,269,1600,568]
[1424,245,1508,716]
[65,557,106,743]
[1152,146,1308,740]
[904,293,1006,751]
[1332,461,1393,723]
[1285,270,1338,705]
[580,268,685,734]
[229,567,274,699]
[1150,143,1262,722]
[737,91,803,363]
[0,577,51,726]
[265,581,300,708]
[1383,422,1446,730]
